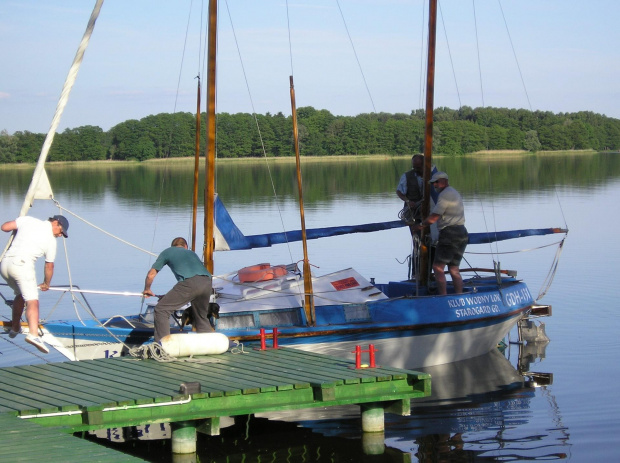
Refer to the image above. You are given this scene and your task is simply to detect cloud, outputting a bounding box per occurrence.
[0,92,10,99]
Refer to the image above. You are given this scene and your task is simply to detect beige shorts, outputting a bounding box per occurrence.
[0,256,39,301]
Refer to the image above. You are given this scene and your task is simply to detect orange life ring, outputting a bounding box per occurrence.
[238,263,287,283]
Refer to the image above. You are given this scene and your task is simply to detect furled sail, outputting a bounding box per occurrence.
[468,228,567,244]
[214,196,566,251]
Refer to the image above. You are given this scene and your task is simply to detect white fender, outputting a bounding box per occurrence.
[160,332,230,357]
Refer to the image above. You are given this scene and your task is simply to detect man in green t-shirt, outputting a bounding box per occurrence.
[143,237,214,342]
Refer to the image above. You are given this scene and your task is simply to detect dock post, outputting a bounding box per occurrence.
[360,402,384,432]
[171,420,197,454]
[197,417,221,436]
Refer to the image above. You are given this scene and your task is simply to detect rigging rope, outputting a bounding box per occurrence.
[39,287,140,354]
[53,201,157,256]
[471,162,503,283]
[335,0,376,113]
[465,238,566,255]
[53,201,83,324]
[222,0,293,263]
[418,0,427,110]
[204,0,306,308]
[472,0,485,108]
[285,0,295,76]
[497,0,532,111]
[536,237,566,301]
[437,1,462,108]
[40,200,155,336]
[151,0,198,266]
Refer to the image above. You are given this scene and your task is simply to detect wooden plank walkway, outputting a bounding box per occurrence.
[0,348,430,434]
[0,413,147,462]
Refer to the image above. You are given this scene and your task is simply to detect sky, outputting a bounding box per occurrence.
[1,0,619,135]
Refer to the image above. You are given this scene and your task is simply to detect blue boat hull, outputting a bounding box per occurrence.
[41,276,534,368]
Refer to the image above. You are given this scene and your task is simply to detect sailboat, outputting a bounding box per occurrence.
[2,0,566,368]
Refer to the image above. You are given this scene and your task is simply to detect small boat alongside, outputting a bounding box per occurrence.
[39,264,539,368]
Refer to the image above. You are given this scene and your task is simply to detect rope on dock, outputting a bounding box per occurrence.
[229,340,248,354]
[127,343,222,364]
[127,343,177,362]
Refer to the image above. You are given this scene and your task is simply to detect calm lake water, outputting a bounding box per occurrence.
[1,152,618,462]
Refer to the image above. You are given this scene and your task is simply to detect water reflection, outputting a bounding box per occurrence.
[83,344,569,462]
[86,416,411,462]
[2,152,619,209]
[0,154,586,460]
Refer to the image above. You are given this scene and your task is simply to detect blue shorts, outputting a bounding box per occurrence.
[434,225,468,267]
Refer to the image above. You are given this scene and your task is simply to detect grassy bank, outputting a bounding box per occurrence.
[0,149,605,169]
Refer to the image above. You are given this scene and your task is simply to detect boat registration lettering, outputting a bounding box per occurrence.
[503,287,533,307]
[331,277,360,291]
[450,293,502,318]
[455,305,500,318]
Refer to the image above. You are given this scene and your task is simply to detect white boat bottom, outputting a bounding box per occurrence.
[289,314,523,369]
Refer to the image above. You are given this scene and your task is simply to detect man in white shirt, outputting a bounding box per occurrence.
[1,215,69,353]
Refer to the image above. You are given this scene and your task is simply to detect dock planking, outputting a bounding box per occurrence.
[0,347,430,434]
[0,413,147,462]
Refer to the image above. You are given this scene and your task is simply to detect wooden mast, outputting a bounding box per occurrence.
[203,0,217,272]
[419,0,438,285]
[191,76,201,252]
[289,76,315,326]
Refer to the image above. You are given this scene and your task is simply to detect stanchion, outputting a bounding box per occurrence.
[351,344,378,368]
[257,328,279,350]
[272,327,279,348]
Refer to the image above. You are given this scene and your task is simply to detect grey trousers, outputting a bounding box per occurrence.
[153,275,214,342]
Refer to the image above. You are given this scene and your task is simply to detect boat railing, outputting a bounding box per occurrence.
[460,267,518,277]
[41,284,100,324]
[102,315,137,328]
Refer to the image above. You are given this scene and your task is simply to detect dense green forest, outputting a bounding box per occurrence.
[1,106,619,163]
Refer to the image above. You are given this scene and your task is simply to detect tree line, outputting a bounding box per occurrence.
[1,106,619,163]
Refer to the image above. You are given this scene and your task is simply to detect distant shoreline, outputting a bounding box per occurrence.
[0,149,605,168]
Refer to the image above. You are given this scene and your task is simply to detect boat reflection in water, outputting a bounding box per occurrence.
[386,341,568,462]
[86,339,569,462]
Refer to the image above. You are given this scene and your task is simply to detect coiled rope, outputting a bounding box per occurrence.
[127,343,178,362]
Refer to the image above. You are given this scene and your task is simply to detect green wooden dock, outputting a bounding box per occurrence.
[0,413,147,462]
[0,347,430,458]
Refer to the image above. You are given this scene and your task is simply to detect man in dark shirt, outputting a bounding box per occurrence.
[143,237,214,342]
[396,154,425,233]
